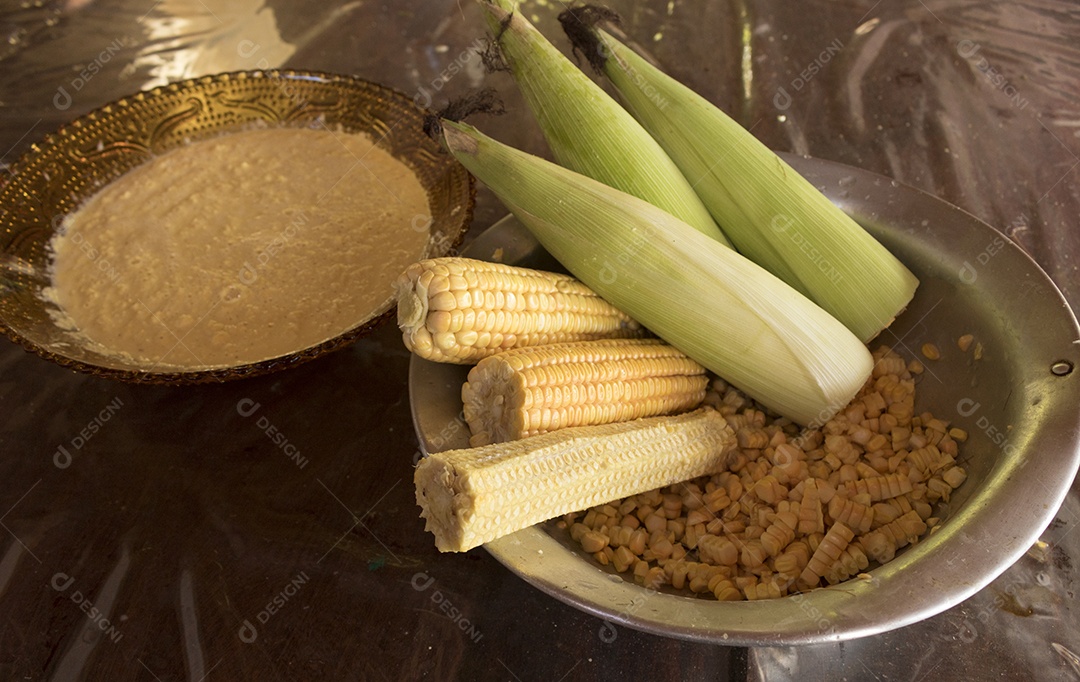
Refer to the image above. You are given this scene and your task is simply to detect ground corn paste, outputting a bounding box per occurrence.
[46,127,431,369]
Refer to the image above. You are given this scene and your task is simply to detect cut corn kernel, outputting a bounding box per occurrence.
[462,338,707,446]
[560,345,971,601]
[800,522,854,587]
[396,257,642,363]
[415,408,736,552]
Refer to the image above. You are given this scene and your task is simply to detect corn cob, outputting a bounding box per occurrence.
[461,338,707,446]
[480,1,730,246]
[439,120,874,425]
[395,257,642,363]
[559,15,919,342]
[414,407,736,552]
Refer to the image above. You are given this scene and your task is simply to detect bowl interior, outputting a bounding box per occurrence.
[0,70,474,383]
[408,154,1080,645]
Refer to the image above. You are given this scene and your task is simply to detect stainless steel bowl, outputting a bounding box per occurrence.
[0,70,474,383]
[408,153,1080,645]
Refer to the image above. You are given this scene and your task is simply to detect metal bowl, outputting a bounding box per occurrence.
[0,70,474,383]
[408,153,1080,645]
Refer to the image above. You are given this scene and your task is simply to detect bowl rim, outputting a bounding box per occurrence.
[0,69,475,384]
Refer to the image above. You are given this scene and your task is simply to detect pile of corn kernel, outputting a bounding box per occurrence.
[560,345,970,601]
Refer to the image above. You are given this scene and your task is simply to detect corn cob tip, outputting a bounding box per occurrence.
[441,120,480,157]
[557,6,620,74]
[415,456,470,552]
[396,282,426,329]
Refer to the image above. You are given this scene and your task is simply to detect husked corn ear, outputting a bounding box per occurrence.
[414,408,737,552]
[396,257,642,363]
[461,338,708,446]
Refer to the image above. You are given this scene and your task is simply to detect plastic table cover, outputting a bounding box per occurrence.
[1,1,1078,679]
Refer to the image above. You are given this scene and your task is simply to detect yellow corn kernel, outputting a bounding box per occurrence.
[860,529,895,564]
[415,407,736,552]
[397,257,643,363]
[828,495,875,535]
[839,472,913,501]
[753,475,787,505]
[926,477,953,503]
[643,566,667,590]
[462,338,708,445]
[798,478,826,534]
[697,534,739,566]
[942,466,968,489]
[737,427,771,449]
[669,561,691,590]
[799,522,855,588]
[761,511,799,557]
[712,577,743,601]
[823,543,869,585]
[921,343,941,360]
[775,540,811,579]
[701,486,732,514]
[613,546,636,573]
[745,580,784,601]
[862,510,927,563]
[740,540,768,569]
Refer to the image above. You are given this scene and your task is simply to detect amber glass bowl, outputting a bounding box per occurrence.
[0,70,474,383]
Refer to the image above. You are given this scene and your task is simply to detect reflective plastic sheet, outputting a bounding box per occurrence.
[1,1,1078,679]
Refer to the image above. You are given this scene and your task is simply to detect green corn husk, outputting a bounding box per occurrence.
[480,0,731,246]
[568,22,918,342]
[441,120,873,426]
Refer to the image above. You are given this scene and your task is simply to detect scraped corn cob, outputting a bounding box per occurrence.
[414,407,736,552]
[461,338,707,446]
[396,257,643,363]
